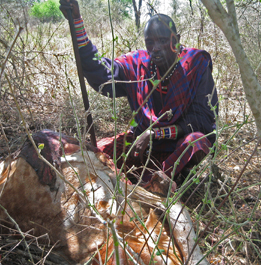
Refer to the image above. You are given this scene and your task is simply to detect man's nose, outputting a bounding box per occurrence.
[152,42,161,52]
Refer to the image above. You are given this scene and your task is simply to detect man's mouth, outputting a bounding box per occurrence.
[153,55,162,62]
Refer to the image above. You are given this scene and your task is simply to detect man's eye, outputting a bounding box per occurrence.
[160,39,167,44]
[146,40,153,45]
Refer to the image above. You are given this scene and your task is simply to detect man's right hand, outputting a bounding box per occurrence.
[59,0,81,20]
[131,130,154,163]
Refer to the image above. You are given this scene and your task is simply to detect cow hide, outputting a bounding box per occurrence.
[0,131,209,265]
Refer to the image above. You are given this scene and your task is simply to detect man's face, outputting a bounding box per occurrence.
[144,20,179,71]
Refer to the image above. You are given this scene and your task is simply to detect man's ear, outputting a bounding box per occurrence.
[171,33,180,45]
[170,33,180,52]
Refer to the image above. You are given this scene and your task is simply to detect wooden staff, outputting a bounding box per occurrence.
[67,9,97,147]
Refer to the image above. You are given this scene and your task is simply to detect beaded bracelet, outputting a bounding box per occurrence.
[153,125,178,140]
[74,17,90,48]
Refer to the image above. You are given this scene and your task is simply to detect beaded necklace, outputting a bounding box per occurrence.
[150,60,178,94]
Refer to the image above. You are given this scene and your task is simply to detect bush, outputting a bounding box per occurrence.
[29,0,62,22]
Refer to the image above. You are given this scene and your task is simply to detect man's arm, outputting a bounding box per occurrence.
[60,0,128,98]
[78,38,128,97]
[176,66,218,143]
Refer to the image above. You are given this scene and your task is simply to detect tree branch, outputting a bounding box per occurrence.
[201,0,261,136]
[226,0,240,37]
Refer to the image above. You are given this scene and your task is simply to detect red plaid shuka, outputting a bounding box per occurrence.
[96,48,213,180]
[75,17,216,182]
[97,131,211,181]
[115,48,211,132]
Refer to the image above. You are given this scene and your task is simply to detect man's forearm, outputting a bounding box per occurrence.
[152,125,184,140]
[74,17,89,48]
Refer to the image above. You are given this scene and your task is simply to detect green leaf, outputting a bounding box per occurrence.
[221,144,227,151]
[156,249,165,256]
[38,143,44,150]
[125,141,131,146]
[130,217,134,222]
[149,79,160,87]
[130,118,138,127]
[111,115,117,121]
[93,52,106,61]
[118,188,123,195]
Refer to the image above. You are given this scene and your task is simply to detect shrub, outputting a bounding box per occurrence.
[29,0,62,22]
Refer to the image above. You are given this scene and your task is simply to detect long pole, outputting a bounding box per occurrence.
[67,9,97,147]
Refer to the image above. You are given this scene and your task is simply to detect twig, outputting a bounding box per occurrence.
[185,137,261,265]
[107,220,120,265]
[0,119,11,156]
[0,25,23,86]
[0,204,35,264]
[5,73,108,226]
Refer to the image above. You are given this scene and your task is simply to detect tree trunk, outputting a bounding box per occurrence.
[132,0,142,30]
[201,0,261,136]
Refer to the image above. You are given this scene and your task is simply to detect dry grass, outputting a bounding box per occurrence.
[0,1,261,264]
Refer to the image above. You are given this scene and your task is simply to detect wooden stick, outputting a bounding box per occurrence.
[67,9,97,147]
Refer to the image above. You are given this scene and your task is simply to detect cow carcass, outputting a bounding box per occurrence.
[0,130,209,264]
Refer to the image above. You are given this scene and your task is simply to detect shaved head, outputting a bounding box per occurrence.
[144,14,180,72]
[145,14,177,35]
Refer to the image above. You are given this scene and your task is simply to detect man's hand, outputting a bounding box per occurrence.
[59,0,81,20]
[131,130,154,162]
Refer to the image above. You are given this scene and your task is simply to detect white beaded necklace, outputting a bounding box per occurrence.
[150,61,178,94]
[150,60,178,80]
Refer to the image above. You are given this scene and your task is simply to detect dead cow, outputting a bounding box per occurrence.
[0,130,209,264]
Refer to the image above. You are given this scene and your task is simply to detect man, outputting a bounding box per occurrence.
[60,0,218,188]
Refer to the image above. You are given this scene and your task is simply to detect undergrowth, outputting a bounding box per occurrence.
[0,0,260,264]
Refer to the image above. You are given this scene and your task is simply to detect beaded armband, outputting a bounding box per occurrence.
[153,125,178,140]
[74,17,89,48]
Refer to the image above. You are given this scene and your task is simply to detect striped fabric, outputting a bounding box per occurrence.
[115,48,212,135]
[74,17,89,48]
[97,131,211,181]
[75,26,216,182]
[115,47,212,153]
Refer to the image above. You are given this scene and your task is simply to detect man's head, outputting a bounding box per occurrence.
[144,14,180,72]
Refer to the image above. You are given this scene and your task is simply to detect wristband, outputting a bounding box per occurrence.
[74,17,89,48]
[153,125,178,140]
